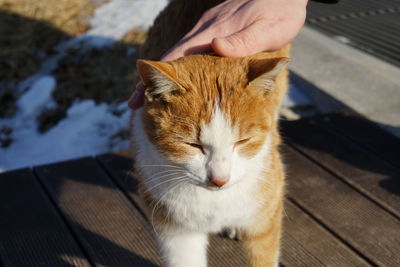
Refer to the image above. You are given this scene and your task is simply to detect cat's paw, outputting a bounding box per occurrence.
[220,227,242,241]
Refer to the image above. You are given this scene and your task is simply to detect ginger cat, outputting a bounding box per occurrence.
[131,1,290,266]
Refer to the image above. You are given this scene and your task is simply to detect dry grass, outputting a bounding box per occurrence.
[0,0,96,118]
[39,29,147,132]
[0,0,96,35]
[53,29,147,105]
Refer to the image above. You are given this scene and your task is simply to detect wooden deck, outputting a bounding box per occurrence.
[0,113,399,267]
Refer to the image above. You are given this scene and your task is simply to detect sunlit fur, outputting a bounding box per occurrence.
[131,1,289,267]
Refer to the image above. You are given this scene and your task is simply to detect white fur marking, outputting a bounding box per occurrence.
[158,230,208,267]
[200,106,235,181]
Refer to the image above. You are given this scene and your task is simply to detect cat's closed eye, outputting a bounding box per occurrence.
[234,138,251,148]
[185,142,205,153]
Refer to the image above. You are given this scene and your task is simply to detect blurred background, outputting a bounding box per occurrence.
[0,0,399,172]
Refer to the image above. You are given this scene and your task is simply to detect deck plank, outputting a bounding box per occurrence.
[320,114,400,169]
[35,158,162,267]
[97,152,147,216]
[282,201,369,267]
[282,118,400,218]
[283,145,400,266]
[0,169,90,267]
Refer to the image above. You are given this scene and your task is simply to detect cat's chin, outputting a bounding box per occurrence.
[205,184,225,191]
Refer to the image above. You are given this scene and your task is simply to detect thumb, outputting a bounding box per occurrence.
[212,20,273,57]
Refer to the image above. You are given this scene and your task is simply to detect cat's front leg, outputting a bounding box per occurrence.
[242,205,282,267]
[242,225,281,267]
[157,228,208,267]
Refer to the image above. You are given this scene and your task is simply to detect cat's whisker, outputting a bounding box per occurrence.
[156,178,192,222]
[139,164,185,170]
[133,166,187,185]
[147,169,187,180]
[150,196,164,236]
[146,171,187,184]
[146,175,189,193]
[149,181,179,234]
[140,164,182,168]
[150,179,185,235]
[282,206,289,219]
[161,180,186,224]
[142,176,186,195]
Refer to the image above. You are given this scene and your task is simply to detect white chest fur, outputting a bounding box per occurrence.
[165,181,262,232]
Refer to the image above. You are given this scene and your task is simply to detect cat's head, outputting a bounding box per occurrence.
[136,53,288,190]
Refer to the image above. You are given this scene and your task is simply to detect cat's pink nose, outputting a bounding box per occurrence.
[210,177,229,187]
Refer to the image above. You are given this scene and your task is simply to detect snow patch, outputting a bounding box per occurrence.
[18,76,56,118]
[73,0,169,48]
[0,100,131,172]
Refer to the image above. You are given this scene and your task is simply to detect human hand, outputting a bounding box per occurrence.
[163,0,307,60]
[129,0,307,109]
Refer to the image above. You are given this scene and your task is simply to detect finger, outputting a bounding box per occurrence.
[161,18,221,61]
[161,7,222,61]
[211,20,280,57]
[128,82,145,110]
[161,41,213,61]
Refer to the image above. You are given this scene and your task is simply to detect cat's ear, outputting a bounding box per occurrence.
[137,60,182,102]
[247,57,290,93]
